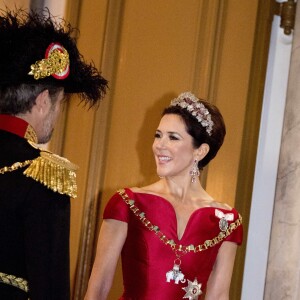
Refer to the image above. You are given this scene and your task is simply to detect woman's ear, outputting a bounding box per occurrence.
[195,143,210,161]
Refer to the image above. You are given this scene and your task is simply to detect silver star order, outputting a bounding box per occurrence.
[182,278,202,300]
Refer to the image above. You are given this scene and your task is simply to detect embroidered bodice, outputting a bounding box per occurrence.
[104,188,243,300]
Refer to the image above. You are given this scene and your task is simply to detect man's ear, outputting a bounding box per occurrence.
[195,143,210,161]
[35,89,50,114]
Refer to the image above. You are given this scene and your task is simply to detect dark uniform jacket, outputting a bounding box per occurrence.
[0,116,73,299]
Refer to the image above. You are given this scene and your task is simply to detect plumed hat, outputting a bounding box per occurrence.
[0,8,108,105]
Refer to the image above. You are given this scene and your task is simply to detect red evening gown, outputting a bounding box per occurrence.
[104,188,243,300]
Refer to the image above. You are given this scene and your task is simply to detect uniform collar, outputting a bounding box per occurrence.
[0,114,38,143]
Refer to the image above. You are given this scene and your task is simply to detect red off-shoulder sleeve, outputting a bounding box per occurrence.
[224,208,243,245]
[103,189,130,223]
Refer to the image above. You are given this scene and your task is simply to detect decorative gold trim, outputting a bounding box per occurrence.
[0,148,78,198]
[24,151,79,198]
[117,189,242,254]
[24,124,38,144]
[0,160,32,174]
[0,271,29,293]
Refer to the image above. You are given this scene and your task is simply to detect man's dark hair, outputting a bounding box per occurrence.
[0,84,63,114]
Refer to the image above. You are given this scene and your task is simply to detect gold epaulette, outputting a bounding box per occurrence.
[0,141,79,198]
[23,150,79,198]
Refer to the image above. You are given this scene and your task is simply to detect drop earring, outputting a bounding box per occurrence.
[190,159,200,183]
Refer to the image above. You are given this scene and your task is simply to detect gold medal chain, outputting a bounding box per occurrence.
[117,189,242,254]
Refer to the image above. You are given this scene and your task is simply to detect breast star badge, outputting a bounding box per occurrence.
[182,278,202,299]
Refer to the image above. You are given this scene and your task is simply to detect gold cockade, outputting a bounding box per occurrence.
[28,47,69,80]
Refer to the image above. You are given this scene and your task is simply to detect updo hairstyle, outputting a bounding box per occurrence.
[162,100,226,169]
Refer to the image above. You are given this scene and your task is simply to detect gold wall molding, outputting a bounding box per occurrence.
[71,0,124,299]
[191,1,227,187]
[192,1,227,101]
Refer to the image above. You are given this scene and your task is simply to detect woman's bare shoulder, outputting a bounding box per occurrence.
[129,182,161,194]
[208,200,233,210]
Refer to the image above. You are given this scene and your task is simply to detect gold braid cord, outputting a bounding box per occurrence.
[0,272,29,293]
[0,160,32,174]
[117,189,242,253]
[0,150,78,198]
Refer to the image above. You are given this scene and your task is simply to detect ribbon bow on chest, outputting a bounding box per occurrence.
[215,209,234,232]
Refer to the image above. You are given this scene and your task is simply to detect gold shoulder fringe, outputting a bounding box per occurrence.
[23,151,79,198]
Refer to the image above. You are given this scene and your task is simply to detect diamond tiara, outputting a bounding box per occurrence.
[170,92,214,136]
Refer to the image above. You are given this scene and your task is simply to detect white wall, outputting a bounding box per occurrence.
[241,12,293,300]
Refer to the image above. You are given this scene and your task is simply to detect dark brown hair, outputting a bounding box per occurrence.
[162,100,226,169]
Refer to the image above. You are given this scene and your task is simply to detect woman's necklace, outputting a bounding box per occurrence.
[117,189,242,299]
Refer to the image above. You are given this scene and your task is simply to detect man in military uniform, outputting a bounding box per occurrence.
[0,8,108,299]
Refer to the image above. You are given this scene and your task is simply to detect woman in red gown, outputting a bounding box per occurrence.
[85,92,243,300]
